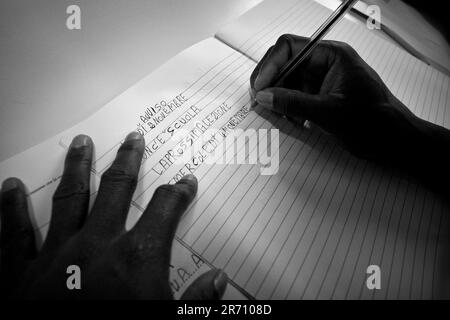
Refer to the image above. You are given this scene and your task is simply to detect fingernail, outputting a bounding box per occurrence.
[214,270,228,298]
[256,90,274,109]
[2,177,20,192]
[179,174,197,183]
[70,134,91,148]
[125,131,143,141]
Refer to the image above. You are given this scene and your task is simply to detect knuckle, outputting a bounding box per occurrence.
[155,183,191,203]
[278,33,293,42]
[122,232,167,266]
[277,33,290,42]
[1,225,34,247]
[276,34,294,47]
[330,40,348,48]
[53,179,89,201]
[329,40,356,55]
[118,140,143,154]
[154,184,175,197]
[102,166,138,188]
[171,184,193,203]
[1,189,26,211]
[14,225,34,240]
[65,145,91,165]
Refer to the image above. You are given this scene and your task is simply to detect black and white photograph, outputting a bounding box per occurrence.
[0,0,449,309]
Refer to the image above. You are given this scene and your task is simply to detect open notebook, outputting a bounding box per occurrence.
[0,0,449,299]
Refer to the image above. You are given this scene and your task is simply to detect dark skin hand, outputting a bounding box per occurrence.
[250,34,450,193]
[0,132,228,299]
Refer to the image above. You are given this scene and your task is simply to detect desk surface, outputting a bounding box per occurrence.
[0,0,261,161]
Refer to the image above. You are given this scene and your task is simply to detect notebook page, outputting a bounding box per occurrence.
[212,0,450,299]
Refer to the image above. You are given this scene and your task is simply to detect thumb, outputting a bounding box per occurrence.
[180,269,228,300]
[255,87,337,124]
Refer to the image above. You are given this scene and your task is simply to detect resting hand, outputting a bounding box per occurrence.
[0,132,227,299]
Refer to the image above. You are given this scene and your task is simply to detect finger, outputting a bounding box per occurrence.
[254,34,309,91]
[181,269,228,300]
[86,131,144,236]
[250,46,274,102]
[42,135,93,253]
[255,87,338,124]
[129,174,198,265]
[250,45,274,90]
[0,178,36,288]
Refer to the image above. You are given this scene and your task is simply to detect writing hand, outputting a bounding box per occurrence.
[250,34,450,191]
[0,132,227,299]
